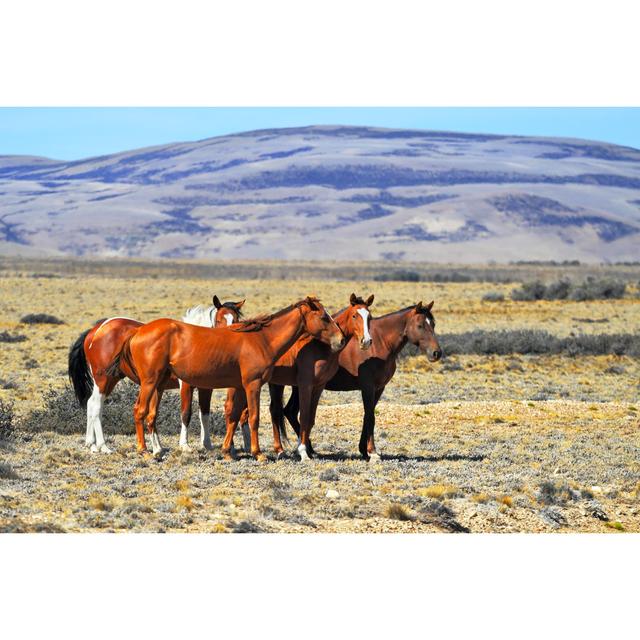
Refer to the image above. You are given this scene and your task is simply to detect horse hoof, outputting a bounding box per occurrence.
[201,440,213,451]
[179,443,191,452]
[276,450,287,460]
[222,450,237,461]
[90,443,112,454]
[255,453,268,464]
[368,453,382,463]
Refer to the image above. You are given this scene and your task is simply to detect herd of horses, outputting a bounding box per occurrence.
[68,293,442,462]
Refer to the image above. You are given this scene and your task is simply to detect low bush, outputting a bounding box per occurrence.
[18,380,223,436]
[511,278,626,302]
[0,330,27,343]
[374,270,421,282]
[0,399,15,441]
[404,330,640,357]
[481,291,505,303]
[20,313,65,325]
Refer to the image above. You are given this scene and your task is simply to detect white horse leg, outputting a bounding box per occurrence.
[199,410,213,450]
[177,380,191,451]
[241,422,251,453]
[297,443,310,462]
[88,384,111,454]
[151,430,163,456]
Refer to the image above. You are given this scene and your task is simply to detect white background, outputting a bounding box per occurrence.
[1,1,639,638]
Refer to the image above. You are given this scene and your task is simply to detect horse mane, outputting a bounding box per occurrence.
[232,297,320,333]
[377,304,434,324]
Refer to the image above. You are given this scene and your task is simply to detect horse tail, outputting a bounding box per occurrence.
[68,326,97,408]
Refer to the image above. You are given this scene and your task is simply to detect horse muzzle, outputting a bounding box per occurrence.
[330,335,346,352]
[360,337,372,350]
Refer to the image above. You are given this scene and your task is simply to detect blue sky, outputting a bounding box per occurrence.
[1,107,639,160]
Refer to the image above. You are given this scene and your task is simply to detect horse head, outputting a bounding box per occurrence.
[345,292,374,350]
[213,295,245,327]
[405,300,442,362]
[299,296,345,353]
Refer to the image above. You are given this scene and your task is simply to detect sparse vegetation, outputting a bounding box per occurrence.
[0,399,15,441]
[511,278,626,301]
[0,330,27,343]
[385,503,413,521]
[0,258,638,533]
[20,313,65,325]
[436,330,640,357]
[482,291,505,302]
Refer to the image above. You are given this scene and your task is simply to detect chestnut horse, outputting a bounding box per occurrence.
[106,297,344,460]
[68,295,244,453]
[282,301,442,461]
[223,293,374,461]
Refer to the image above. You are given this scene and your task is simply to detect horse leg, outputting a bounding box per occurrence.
[222,387,243,461]
[146,387,165,458]
[178,380,193,451]
[134,382,155,453]
[87,372,115,454]
[366,388,385,462]
[283,386,301,440]
[197,387,213,450]
[358,382,377,462]
[297,384,314,462]
[268,383,287,459]
[239,407,251,454]
[305,386,324,457]
[245,380,267,463]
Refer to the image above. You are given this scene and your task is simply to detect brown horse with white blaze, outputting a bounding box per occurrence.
[67,295,244,453]
[283,301,442,461]
[107,297,344,460]
[223,293,374,461]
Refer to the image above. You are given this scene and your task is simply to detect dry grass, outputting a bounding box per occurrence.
[0,259,638,533]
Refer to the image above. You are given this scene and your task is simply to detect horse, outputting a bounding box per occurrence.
[105,297,345,461]
[281,301,442,461]
[222,293,374,461]
[68,295,244,453]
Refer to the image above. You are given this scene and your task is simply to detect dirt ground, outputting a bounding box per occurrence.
[0,260,638,533]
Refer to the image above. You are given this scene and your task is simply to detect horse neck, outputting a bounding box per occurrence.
[373,309,410,357]
[334,308,354,338]
[259,307,307,361]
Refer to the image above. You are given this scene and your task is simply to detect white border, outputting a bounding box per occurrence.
[1,0,639,105]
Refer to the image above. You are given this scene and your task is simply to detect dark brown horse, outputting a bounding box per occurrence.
[107,297,344,460]
[68,296,244,453]
[282,301,442,460]
[223,293,374,461]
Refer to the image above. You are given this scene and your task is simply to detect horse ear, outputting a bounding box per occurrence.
[415,300,424,312]
[235,299,245,309]
[366,294,374,307]
[305,296,320,310]
[350,292,357,305]
[213,295,222,309]
[426,300,434,311]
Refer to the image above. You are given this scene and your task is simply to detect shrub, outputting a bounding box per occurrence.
[0,399,15,441]
[20,313,65,325]
[18,380,212,436]
[374,270,421,282]
[569,277,626,301]
[482,291,505,302]
[385,503,413,521]
[511,280,547,301]
[511,278,626,302]
[433,330,640,357]
[0,330,27,343]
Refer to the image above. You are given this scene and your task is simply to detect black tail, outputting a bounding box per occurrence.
[68,326,95,408]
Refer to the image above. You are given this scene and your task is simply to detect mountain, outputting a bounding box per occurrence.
[1,125,639,263]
